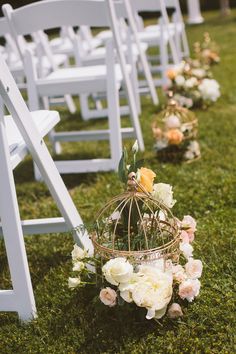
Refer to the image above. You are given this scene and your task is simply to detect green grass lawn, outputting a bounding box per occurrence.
[1,9,236,353]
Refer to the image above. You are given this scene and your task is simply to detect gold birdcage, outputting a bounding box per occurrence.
[91,174,180,264]
[152,95,200,162]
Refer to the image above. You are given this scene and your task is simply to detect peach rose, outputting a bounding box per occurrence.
[172,264,186,283]
[166,129,183,145]
[138,167,156,193]
[99,287,117,307]
[181,215,196,243]
[168,303,183,319]
[167,68,177,80]
[178,279,201,302]
[185,258,203,279]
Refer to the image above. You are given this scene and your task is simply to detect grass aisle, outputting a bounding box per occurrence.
[0,10,236,354]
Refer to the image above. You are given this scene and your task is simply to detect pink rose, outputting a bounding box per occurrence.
[185,258,203,279]
[168,303,183,319]
[180,230,190,243]
[178,279,201,302]
[99,287,117,307]
[182,215,196,233]
[172,264,186,283]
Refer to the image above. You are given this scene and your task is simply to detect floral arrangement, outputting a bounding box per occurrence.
[152,96,200,162]
[193,32,220,66]
[166,60,220,108]
[68,143,203,321]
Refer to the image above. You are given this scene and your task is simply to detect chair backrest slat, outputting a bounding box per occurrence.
[3,0,111,36]
[0,17,9,37]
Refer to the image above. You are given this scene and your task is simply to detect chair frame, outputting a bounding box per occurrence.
[3,0,144,175]
[0,54,93,321]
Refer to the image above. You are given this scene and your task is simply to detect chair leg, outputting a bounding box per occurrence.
[106,51,123,169]
[0,116,36,322]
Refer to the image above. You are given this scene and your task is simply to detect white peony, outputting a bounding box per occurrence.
[175,75,185,87]
[180,242,193,259]
[132,265,173,320]
[102,258,133,286]
[120,290,133,303]
[71,244,88,261]
[198,78,220,102]
[184,77,198,89]
[165,114,181,129]
[152,183,176,208]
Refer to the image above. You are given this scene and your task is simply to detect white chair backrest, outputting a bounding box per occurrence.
[3,0,112,36]
[2,0,128,75]
[0,16,9,36]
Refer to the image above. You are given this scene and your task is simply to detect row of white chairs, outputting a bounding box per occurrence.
[0,0,189,322]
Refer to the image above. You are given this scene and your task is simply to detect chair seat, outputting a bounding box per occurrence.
[137,29,171,44]
[90,41,148,57]
[145,23,184,33]
[50,37,74,55]
[45,63,129,83]
[5,110,60,168]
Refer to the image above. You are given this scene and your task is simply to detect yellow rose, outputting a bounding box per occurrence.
[138,167,156,193]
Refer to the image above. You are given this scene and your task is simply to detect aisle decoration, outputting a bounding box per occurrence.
[194,32,220,66]
[166,60,220,108]
[68,144,203,321]
[152,95,200,162]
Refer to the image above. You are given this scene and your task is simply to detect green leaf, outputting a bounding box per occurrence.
[118,148,128,183]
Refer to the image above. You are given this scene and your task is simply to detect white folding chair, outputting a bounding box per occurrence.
[71,0,159,107]
[130,0,180,86]
[0,16,76,114]
[3,0,144,176]
[144,0,190,59]
[0,54,93,321]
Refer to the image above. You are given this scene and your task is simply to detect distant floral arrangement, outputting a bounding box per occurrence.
[167,60,220,108]
[152,96,200,162]
[68,143,203,322]
[194,32,220,66]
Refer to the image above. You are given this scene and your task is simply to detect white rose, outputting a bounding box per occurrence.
[102,258,133,286]
[68,277,81,289]
[175,75,185,87]
[184,77,198,89]
[180,242,193,259]
[192,68,206,78]
[132,266,173,320]
[71,244,88,261]
[175,61,185,74]
[198,78,220,102]
[165,114,181,129]
[152,183,176,208]
[185,258,203,279]
[72,261,85,272]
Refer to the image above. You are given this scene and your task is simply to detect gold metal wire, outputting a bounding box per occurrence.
[91,178,181,264]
